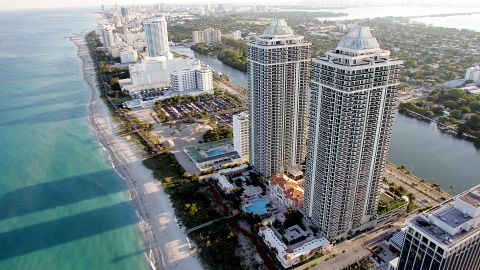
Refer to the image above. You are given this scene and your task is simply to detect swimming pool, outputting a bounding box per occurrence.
[245,199,270,215]
[205,148,227,157]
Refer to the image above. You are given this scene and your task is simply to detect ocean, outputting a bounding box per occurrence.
[0,8,148,270]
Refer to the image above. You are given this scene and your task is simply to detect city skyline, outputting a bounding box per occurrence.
[1,2,479,270]
[2,0,480,10]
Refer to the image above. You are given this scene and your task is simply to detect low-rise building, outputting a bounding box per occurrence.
[259,227,330,268]
[213,164,249,194]
[184,139,242,171]
[269,173,304,209]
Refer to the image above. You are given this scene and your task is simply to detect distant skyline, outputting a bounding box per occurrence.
[1,0,480,10]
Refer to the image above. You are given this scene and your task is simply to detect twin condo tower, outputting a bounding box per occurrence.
[247,20,402,238]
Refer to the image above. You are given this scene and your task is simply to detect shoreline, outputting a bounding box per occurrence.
[70,33,203,270]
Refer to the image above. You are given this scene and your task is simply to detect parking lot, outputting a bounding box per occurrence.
[132,88,169,100]
[161,96,241,123]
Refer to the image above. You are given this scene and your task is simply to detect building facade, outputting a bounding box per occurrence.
[397,184,480,270]
[144,17,170,58]
[465,66,480,83]
[120,47,138,63]
[303,27,402,238]
[101,24,115,48]
[192,28,222,44]
[129,58,169,86]
[170,61,213,92]
[248,19,311,177]
[269,173,304,209]
[232,30,242,40]
[233,112,249,160]
[120,7,129,17]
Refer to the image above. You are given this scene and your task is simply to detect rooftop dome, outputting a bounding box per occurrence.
[263,19,293,36]
[336,26,380,51]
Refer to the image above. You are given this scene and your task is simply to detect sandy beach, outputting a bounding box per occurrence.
[70,34,203,270]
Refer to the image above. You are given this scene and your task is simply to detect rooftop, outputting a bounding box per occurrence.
[146,16,166,23]
[336,26,380,51]
[459,186,480,207]
[233,111,249,121]
[259,227,329,268]
[433,205,472,228]
[263,19,294,36]
[409,184,480,248]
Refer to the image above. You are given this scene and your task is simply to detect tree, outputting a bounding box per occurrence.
[185,203,199,216]
[191,172,199,181]
[202,125,233,142]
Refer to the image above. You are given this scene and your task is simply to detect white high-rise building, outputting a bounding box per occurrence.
[465,66,480,83]
[144,17,171,58]
[170,61,213,92]
[397,184,480,270]
[101,24,115,48]
[303,27,402,238]
[233,112,249,160]
[192,28,222,44]
[248,19,311,177]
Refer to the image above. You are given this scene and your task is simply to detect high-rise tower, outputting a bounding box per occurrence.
[248,19,311,177]
[101,24,115,48]
[144,17,170,58]
[303,27,402,238]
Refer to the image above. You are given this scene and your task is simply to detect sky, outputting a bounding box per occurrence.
[0,0,479,10]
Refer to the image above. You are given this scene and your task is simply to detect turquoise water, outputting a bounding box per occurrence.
[245,199,270,215]
[0,8,148,270]
[205,148,227,157]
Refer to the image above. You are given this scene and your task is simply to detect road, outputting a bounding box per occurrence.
[296,223,404,270]
[385,163,451,205]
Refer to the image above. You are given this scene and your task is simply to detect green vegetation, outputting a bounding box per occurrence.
[378,196,407,215]
[159,93,213,106]
[86,32,130,102]
[142,153,185,183]
[164,180,242,269]
[154,106,173,123]
[399,88,480,141]
[383,178,417,213]
[202,125,233,142]
[191,36,247,71]
[342,257,374,270]
[171,13,480,88]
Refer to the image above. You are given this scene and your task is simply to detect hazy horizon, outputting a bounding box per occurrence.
[1,0,480,11]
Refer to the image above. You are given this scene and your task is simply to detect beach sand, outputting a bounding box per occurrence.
[70,33,203,270]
